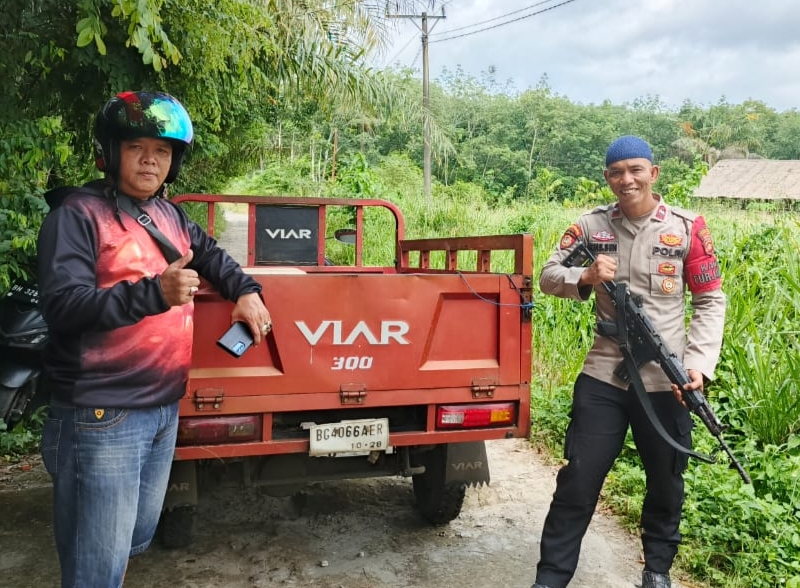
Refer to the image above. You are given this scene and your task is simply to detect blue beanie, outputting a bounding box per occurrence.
[605,135,653,167]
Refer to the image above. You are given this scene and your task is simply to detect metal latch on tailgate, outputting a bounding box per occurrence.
[194,388,224,410]
[471,377,496,398]
[340,383,367,405]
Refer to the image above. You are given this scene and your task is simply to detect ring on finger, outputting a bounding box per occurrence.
[261,321,272,334]
[189,286,198,296]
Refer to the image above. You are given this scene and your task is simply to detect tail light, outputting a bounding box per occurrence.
[177,415,261,445]
[436,402,516,429]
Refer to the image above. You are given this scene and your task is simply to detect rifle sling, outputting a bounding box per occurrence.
[116,194,182,264]
[614,285,715,464]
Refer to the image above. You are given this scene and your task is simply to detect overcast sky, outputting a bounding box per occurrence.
[376,0,800,112]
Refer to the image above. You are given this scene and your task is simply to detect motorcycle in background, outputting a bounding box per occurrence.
[0,282,48,428]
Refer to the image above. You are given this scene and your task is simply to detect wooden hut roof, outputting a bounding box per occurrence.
[694,159,800,200]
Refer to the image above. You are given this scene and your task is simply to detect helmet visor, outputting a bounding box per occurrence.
[111,91,194,145]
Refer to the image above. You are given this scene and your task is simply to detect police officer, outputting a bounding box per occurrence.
[531,135,726,588]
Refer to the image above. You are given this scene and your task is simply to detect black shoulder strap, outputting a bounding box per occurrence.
[613,284,715,464]
[116,195,182,264]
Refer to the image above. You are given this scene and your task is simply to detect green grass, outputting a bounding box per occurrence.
[526,202,800,588]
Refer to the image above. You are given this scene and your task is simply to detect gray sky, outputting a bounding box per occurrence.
[376,0,800,112]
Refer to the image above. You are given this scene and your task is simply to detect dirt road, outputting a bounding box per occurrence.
[0,438,691,588]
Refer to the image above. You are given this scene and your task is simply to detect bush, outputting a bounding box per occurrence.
[0,408,46,461]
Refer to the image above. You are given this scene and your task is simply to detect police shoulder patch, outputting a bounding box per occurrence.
[559,223,582,250]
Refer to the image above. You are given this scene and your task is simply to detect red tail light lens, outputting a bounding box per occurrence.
[436,403,516,429]
[177,415,261,445]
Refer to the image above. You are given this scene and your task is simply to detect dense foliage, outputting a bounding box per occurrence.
[1,0,397,288]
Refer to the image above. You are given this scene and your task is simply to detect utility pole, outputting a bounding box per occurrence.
[386,2,445,201]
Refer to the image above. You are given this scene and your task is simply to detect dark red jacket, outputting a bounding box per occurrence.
[37,181,260,407]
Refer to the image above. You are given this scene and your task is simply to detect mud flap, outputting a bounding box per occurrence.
[162,460,198,510]
[443,441,490,487]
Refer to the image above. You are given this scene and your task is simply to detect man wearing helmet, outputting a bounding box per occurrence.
[36,91,270,588]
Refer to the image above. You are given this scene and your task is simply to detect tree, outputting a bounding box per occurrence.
[768,110,800,159]
[1,0,411,287]
[676,98,780,163]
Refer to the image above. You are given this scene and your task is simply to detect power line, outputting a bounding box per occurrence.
[386,32,420,65]
[385,4,447,201]
[410,43,423,68]
[431,0,578,43]
[431,0,559,35]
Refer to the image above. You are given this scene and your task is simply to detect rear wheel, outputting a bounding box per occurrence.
[157,505,196,549]
[0,376,42,429]
[411,445,466,525]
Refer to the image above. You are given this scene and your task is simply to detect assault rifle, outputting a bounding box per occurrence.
[563,239,751,484]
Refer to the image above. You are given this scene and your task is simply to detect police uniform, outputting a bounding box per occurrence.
[533,196,726,588]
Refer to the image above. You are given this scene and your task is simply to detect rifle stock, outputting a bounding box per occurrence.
[563,240,751,484]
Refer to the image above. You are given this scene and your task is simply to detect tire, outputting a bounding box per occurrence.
[0,377,41,429]
[412,445,466,525]
[157,505,196,549]
[0,390,16,427]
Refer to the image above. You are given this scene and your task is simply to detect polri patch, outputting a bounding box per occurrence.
[559,224,582,249]
[659,233,683,247]
[591,231,616,242]
[658,262,677,275]
[697,227,715,255]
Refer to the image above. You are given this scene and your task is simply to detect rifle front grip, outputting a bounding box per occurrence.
[597,320,618,337]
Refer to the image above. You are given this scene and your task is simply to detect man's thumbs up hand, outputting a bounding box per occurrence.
[161,249,200,306]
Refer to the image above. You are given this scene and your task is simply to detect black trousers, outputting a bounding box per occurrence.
[535,374,692,588]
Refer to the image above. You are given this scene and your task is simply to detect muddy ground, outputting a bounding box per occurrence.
[0,438,696,588]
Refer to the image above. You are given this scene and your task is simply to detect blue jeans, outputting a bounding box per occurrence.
[41,401,179,588]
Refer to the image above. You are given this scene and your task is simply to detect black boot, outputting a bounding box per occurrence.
[642,570,671,588]
[531,584,553,588]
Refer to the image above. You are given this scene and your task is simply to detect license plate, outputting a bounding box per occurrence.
[309,418,390,457]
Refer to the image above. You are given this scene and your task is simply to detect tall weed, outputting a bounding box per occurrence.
[716,220,800,445]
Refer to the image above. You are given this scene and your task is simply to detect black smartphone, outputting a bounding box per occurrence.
[216,321,254,358]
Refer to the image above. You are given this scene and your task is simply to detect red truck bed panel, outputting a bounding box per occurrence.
[170,194,533,462]
[188,273,527,397]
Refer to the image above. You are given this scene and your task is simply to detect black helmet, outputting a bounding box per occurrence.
[93,91,194,184]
